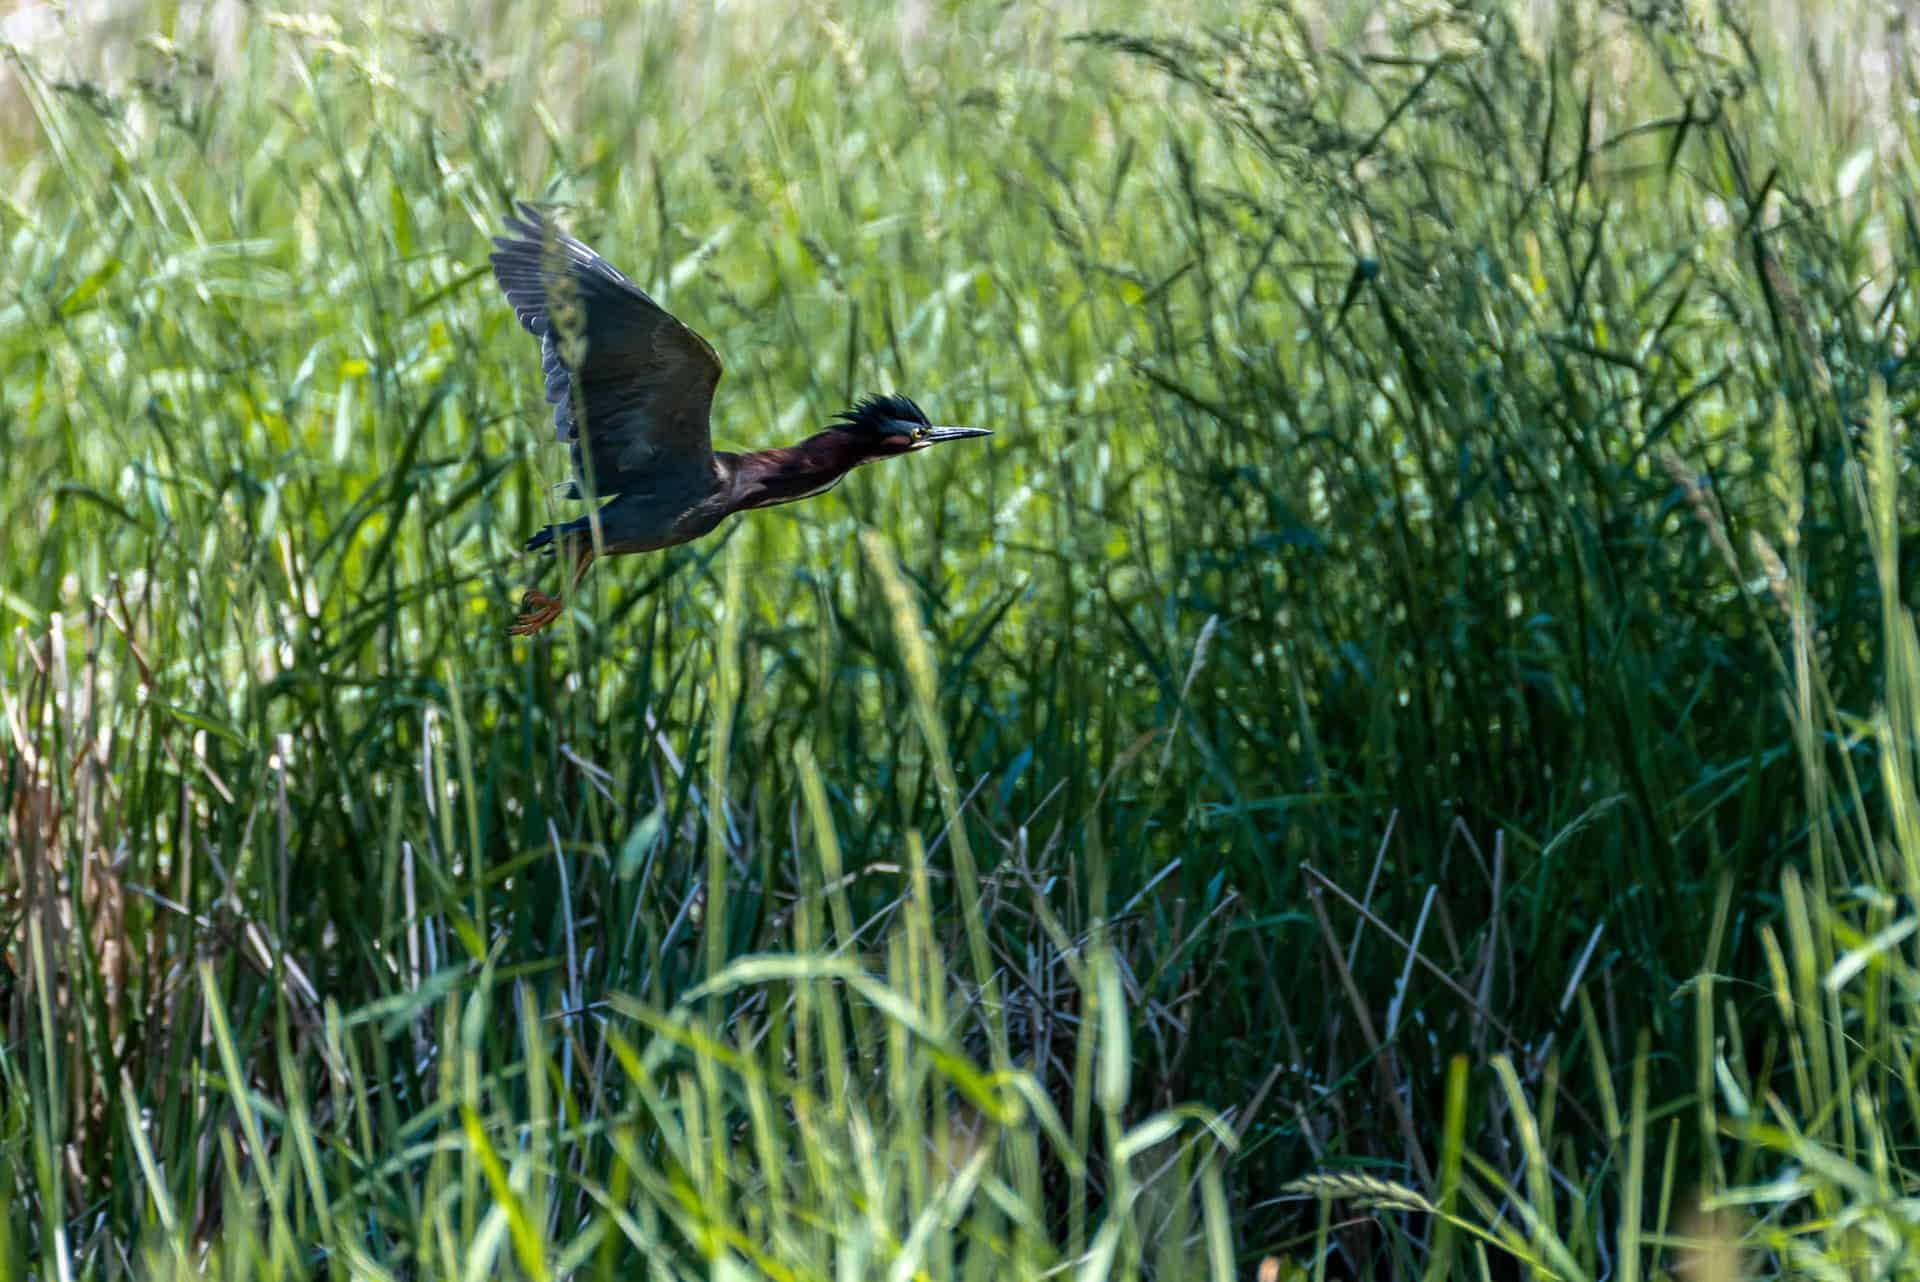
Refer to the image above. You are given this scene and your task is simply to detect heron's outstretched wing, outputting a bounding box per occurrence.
[489,202,723,496]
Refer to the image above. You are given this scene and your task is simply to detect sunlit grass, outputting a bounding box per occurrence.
[3,0,1920,1277]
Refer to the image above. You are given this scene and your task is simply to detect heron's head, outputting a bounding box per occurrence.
[833,394,992,458]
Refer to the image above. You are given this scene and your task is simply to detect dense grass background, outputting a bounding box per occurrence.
[5,0,1920,1276]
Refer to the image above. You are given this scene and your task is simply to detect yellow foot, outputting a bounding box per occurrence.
[508,590,565,636]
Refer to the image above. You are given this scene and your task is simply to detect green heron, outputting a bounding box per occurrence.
[489,203,991,635]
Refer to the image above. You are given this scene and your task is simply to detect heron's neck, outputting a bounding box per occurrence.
[724,430,869,512]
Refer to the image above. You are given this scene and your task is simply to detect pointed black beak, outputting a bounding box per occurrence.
[916,425,993,447]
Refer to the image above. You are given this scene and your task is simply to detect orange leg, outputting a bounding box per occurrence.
[509,542,596,636]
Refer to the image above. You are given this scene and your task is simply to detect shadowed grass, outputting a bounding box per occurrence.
[1288,384,1920,1282]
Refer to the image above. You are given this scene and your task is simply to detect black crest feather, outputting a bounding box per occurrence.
[835,393,929,435]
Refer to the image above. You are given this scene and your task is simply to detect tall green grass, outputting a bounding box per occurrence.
[1286,384,1920,1282]
[1082,0,1920,1252]
[3,0,1920,1276]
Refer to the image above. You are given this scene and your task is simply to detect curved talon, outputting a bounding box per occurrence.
[508,589,565,637]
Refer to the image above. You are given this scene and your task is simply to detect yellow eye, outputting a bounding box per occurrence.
[912,426,929,440]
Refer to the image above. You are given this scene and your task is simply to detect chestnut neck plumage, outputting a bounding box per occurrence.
[719,428,885,514]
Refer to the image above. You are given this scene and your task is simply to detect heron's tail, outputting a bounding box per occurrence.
[524,523,571,554]
[525,512,598,555]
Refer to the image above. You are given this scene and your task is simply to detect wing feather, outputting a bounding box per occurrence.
[489,202,722,496]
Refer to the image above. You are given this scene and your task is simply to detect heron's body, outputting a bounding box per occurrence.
[488,203,989,635]
[526,469,730,558]
[525,442,865,558]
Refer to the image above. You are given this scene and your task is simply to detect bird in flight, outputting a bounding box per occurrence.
[489,203,991,636]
